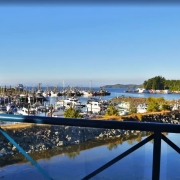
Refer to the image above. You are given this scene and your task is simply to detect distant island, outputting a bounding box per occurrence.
[103,76,180,91]
[102,84,143,89]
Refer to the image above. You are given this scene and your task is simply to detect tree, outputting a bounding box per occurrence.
[146,97,171,112]
[143,76,165,90]
[146,97,160,112]
[105,104,119,116]
[64,106,82,118]
[129,102,137,114]
[143,76,180,91]
[147,101,160,112]
[160,104,171,111]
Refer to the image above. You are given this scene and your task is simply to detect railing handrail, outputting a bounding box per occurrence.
[0,114,180,133]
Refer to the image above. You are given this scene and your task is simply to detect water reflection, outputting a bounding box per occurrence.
[0,131,161,168]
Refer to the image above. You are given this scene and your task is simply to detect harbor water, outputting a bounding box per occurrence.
[1,88,180,180]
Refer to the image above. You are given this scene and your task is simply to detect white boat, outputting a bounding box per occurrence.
[16,84,24,90]
[137,104,148,113]
[163,89,171,94]
[119,109,128,116]
[86,101,102,111]
[116,102,129,116]
[55,100,65,109]
[17,107,37,116]
[47,106,64,117]
[136,88,149,93]
[35,90,47,102]
[28,95,35,104]
[6,103,18,114]
[55,97,83,110]
[172,104,179,111]
[81,90,93,97]
[42,91,51,98]
[117,101,130,110]
[36,105,48,112]
[50,91,58,97]
[56,97,78,106]
[51,109,64,118]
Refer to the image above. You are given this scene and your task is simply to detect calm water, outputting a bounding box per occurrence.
[1,88,180,180]
[45,88,180,108]
[101,88,180,100]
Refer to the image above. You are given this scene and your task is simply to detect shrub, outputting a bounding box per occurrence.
[160,104,171,111]
[105,104,119,116]
[64,106,82,118]
[147,101,160,112]
[146,97,160,112]
[129,103,137,114]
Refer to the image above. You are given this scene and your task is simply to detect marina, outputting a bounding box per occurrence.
[2,5,180,180]
[0,84,112,120]
[1,87,180,179]
[1,84,180,121]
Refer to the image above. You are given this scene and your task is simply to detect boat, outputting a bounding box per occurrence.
[50,91,59,97]
[81,90,93,97]
[86,99,102,111]
[35,90,48,102]
[136,88,149,93]
[19,94,28,103]
[17,107,37,116]
[16,84,24,90]
[94,88,111,96]
[117,101,130,110]
[36,105,49,112]
[136,104,148,113]
[116,102,130,116]
[0,97,5,105]
[118,109,128,116]
[55,97,84,110]
[0,105,7,114]
[6,103,18,114]
[163,89,171,94]
[51,108,64,118]
[47,105,64,117]
[42,91,50,98]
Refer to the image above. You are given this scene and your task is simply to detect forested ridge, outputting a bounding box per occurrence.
[143,76,180,91]
[102,84,142,89]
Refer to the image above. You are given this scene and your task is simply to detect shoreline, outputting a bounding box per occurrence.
[0,124,142,157]
[0,110,180,157]
[0,131,150,167]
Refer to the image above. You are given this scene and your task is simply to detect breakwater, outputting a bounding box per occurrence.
[0,124,142,157]
[0,110,179,157]
[0,131,148,167]
[139,110,180,124]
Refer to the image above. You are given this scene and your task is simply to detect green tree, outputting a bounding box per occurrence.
[143,76,165,90]
[146,97,170,112]
[105,104,119,116]
[146,97,160,112]
[160,104,171,111]
[143,76,180,91]
[129,103,137,114]
[147,101,160,112]
[64,106,82,118]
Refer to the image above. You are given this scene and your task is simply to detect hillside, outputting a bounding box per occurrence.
[102,84,143,89]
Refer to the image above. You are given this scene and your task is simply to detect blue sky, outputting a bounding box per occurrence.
[0,5,180,87]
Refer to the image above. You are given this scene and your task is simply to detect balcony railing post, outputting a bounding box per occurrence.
[152,131,162,180]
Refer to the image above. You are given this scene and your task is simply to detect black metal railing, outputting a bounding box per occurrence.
[0,114,180,180]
